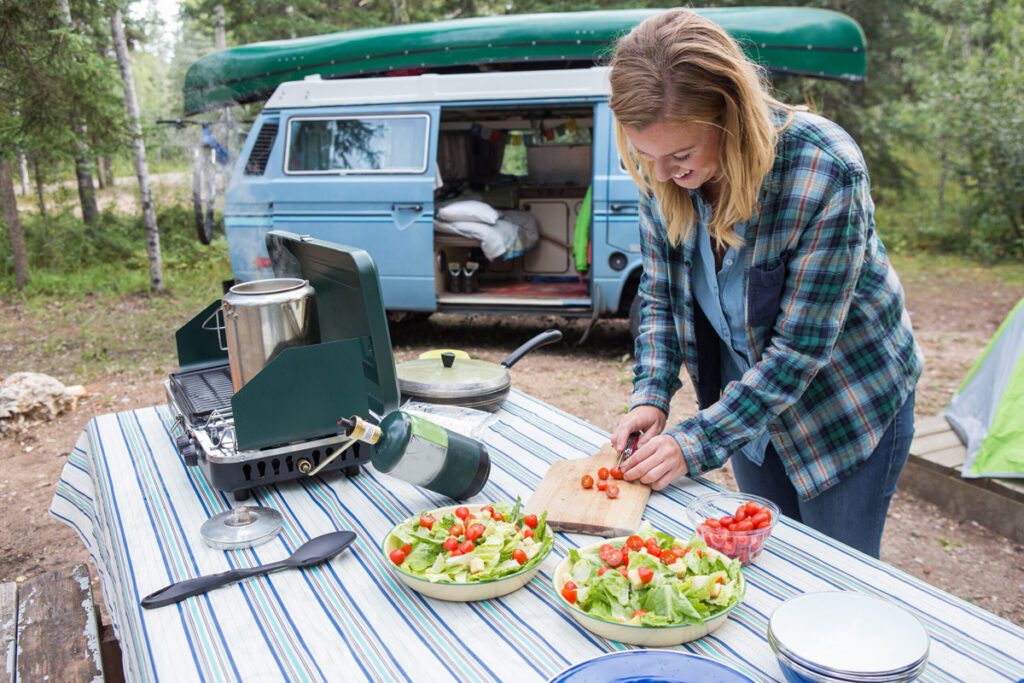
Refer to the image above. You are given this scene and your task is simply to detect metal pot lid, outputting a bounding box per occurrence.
[397,353,510,399]
[768,592,929,678]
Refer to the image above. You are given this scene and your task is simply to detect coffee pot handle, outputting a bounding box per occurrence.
[201,306,229,352]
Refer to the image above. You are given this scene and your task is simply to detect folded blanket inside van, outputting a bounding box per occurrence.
[434,209,539,261]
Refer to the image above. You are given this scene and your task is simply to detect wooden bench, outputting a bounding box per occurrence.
[1,564,112,682]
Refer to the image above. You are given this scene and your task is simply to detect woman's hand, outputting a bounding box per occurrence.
[611,405,667,453]
[620,434,689,490]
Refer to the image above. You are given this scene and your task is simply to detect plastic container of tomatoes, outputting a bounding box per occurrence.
[686,492,780,565]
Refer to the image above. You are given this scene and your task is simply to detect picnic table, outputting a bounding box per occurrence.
[51,390,1024,682]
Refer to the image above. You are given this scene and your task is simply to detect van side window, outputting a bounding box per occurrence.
[285,114,429,174]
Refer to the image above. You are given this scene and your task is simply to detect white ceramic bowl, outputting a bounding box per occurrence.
[382,504,553,602]
[552,538,745,646]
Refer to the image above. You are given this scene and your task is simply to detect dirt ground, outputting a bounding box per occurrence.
[1,256,1022,628]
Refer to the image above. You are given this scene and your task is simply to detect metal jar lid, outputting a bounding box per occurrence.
[768,592,929,681]
[397,352,510,400]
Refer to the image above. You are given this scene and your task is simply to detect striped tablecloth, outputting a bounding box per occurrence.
[51,390,1024,682]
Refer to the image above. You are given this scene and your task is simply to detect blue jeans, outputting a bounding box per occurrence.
[730,391,916,558]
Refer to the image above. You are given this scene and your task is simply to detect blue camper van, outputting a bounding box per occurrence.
[203,10,866,336]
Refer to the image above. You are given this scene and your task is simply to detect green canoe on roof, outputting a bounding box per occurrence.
[184,7,866,115]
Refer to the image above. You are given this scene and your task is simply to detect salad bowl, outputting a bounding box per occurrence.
[553,533,745,646]
[382,502,554,602]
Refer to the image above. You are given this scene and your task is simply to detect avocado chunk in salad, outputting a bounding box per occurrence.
[388,500,553,583]
[563,528,743,626]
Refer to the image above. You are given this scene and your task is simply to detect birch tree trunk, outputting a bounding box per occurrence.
[0,158,29,289]
[110,7,164,293]
[17,149,30,196]
[57,0,100,227]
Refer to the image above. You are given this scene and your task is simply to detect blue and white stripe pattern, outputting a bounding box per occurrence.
[51,391,1024,682]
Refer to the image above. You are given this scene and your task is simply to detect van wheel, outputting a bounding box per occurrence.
[628,294,642,341]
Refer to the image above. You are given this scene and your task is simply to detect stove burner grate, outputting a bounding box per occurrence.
[169,363,233,423]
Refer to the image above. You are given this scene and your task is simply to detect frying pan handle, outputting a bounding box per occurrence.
[501,329,563,368]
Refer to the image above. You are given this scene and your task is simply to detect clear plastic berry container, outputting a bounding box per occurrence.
[686,492,780,565]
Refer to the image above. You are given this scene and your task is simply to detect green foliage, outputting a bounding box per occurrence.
[0,205,231,296]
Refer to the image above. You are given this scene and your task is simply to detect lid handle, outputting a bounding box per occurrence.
[441,352,456,368]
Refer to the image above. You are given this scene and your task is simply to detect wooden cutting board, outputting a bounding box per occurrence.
[526,444,651,537]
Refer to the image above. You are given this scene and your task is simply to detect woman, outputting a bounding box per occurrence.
[609,9,922,558]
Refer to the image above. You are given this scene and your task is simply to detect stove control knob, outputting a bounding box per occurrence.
[175,434,199,467]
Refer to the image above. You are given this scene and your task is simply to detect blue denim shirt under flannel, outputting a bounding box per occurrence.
[630,110,923,500]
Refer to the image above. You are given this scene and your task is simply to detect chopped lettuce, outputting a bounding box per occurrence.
[389,499,553,584]
[564,531,743,627]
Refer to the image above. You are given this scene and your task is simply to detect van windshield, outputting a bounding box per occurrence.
[285,114,429,174]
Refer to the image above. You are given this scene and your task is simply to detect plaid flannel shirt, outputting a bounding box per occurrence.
[631,110,923,500]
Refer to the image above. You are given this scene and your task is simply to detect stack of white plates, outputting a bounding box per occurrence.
[768,592,930,683]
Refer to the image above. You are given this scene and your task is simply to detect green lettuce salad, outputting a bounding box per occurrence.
[388,499,554,583]
[564,527,744,626]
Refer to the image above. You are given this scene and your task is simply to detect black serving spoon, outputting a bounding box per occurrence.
[142,530,357,609]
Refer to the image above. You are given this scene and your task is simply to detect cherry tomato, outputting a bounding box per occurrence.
[512,549,527,565]
[734,506,747,523]
[714,575,724,584]
[605,549,624,567]
[671,545,685,556]
[443,537,459,552]
[645,537,659,550]
[756,519,771,529]
[492,512,505,521]
[450,549,463,557]
[632,609,647,620]
[448,523,465,537]
[735,520,754,532]
[388,549,406,565]
[581,474,594,489]
[561,587,577,603]
[606,483,620,499]
[597,467,610,480]
[419,514,435,530]
[564,580,577,590]
[704,518,722,529]
[597,566,609,576]
[626,535,644,551]
[480,505,495,516]
[661,553,675,565]
[647,545,662,558]
[455,506,470,520]
[522,527,534,539]
[745,501,762,516]
[523,514,538,528]
[464,514,477,524]
[750,511,771,528]
[609,466,624,480]
[638,567,654,584]
[617,567,629,578]
[466,523,485,542]
[727,523,738,532]
[621,552,630,568]
[720,516,735,526]
[596,480,609,492]
[598,544,614,559]
[400,543,412,555]
[459,540,475,554]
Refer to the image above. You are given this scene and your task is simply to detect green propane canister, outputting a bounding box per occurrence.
[338,412,490,500]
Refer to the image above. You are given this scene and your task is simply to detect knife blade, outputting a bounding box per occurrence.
[616,431,641,469]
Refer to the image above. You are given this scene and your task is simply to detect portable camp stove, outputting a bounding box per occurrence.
[166,231,401,501]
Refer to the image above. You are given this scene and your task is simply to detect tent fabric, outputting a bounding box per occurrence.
[945,297,1024,478]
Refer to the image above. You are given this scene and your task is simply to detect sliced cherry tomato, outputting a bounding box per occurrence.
[638,567,654,584]
[596,480,609,492]
[599,543,614,558]
[671,545,685,556]
[606,483,620,499]
[522,527,534,539]
[400,543,412,555]
[561,587,577,603]
[563,580,577,590]
[605,549,624,567]
[609,466,624,480]
[388,549,406,565]
[459,540,475,554]
[480,505,495,515]
[523,514,538,528]
[597,566,609,576]
[450,549,463,557]
[647,545,662,558]
[512,549,527,565]
[464,514,476,523]
[745,501,762,516]
[597,467,610,480]
[443,537,459,552]
[621,552,630,568]
[661,553,675,565]
[419,514,435,530]
[632,609,647,620]
[492,512,505,521]
[626,535,644,551]
[455,506,470,520]
[714,575,724,584]
[581,474,594,489]
[465,523,486,542]
[448,523,465,537]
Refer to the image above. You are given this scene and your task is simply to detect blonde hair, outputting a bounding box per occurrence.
[610,9,791,248]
